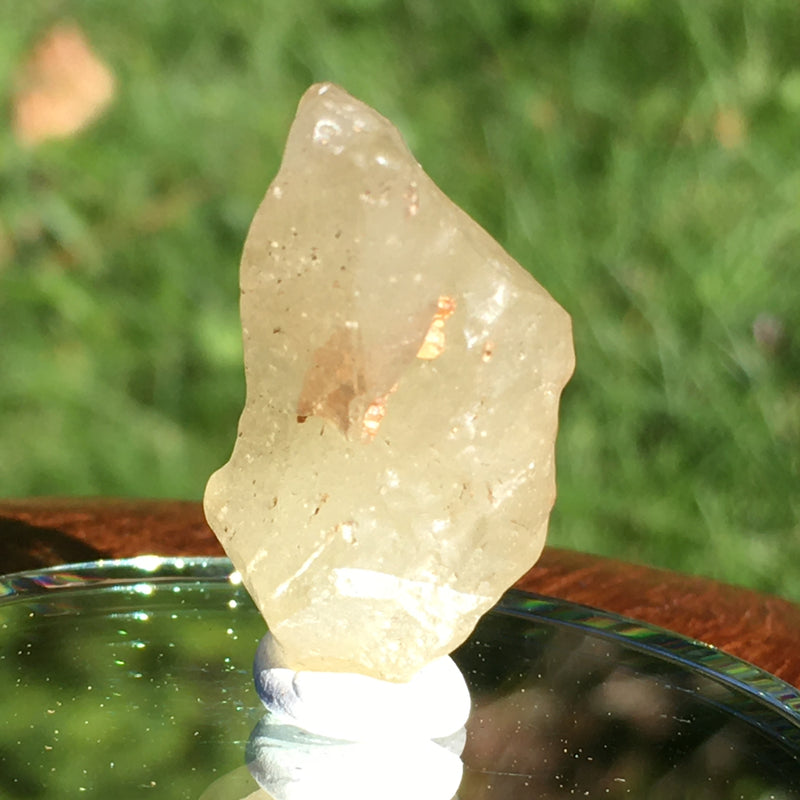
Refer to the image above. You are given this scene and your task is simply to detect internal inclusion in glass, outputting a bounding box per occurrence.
[1,556,800,800]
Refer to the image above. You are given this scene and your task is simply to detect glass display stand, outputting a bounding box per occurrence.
[2,557,799,799]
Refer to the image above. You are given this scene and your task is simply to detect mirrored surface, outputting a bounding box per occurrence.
[1,558,799,799]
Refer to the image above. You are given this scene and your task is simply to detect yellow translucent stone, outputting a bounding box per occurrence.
[204,83,574,682]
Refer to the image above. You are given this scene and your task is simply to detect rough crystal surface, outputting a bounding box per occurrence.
[204,83,574,682]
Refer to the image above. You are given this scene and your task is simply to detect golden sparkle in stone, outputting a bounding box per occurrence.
[362,386,397,441]
[416,296,457,361]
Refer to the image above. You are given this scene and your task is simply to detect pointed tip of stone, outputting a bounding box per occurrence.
[300,81,357,111]
[308,81,336,96]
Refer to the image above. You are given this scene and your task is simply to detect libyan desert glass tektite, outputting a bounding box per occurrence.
[204,83,574,683]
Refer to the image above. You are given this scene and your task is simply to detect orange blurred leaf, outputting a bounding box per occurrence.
[13,23,116,147]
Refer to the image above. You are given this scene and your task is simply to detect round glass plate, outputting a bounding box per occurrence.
[1,557,799,799]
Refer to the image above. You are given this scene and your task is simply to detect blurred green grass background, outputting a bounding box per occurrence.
[1,1,798,599]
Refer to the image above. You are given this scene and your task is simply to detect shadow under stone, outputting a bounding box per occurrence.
[0,516,107,574]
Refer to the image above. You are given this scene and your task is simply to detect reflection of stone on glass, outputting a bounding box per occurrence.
[246,714,464,800]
